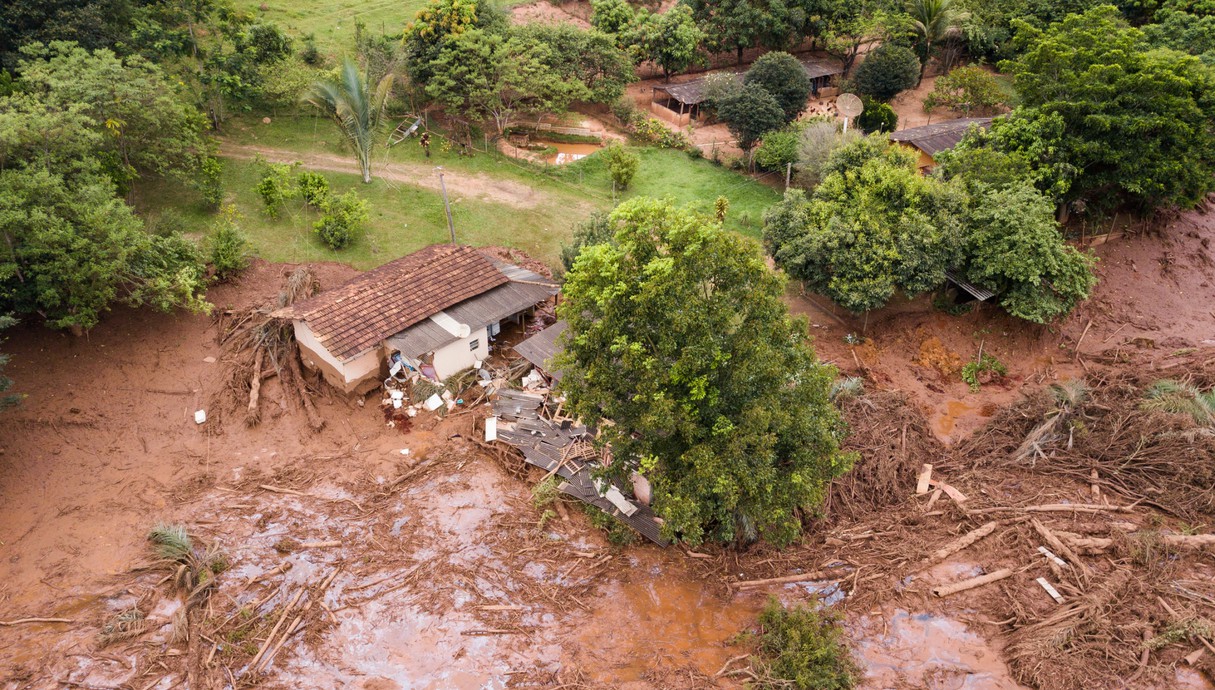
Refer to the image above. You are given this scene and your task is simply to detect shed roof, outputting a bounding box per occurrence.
[512,320,567,380]
[386,267,558,358]
[888,117,993,156]
[289,244,509,362]
[800,58,844,79]
[945,269,996,302]
[653,78,713,106]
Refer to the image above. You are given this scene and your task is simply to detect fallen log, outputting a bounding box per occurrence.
[916,464,933,495]
[733,568,847,590]
[933,568,1014,597]
[0,617,73,626]
[246,345,265,426]
[1031,518,1093,577]
[920,521,1000,567]
[286,346,325,432]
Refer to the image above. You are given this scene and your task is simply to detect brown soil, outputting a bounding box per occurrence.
[510,0,593,28]
[1,211,1214,689]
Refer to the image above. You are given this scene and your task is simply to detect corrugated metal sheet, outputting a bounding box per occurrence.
[653,79,710,106]
[513,321,567,381]
[945,269,996,302]
[889,118,994,156]
[385,279,558,358]
[800,58,844,79]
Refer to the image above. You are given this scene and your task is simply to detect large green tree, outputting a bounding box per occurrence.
[636,5,704,81]
[16,41,211,192]
[717,82,787,154]
[403,0,506,84]
[1000,5,1215,212]
[510,24,636,104]
[850,43,921,101]
[556,198,851,546]
[424,29,583,134]
[922,65,1007,116]
[1142,9,1215,65]
[0,314,20,412]
[681,0,793,64]
[306,59,393,183]
[0,166,209,332]
[764,136,964,313]
[745,51,812,122]
[960,182,1096,323]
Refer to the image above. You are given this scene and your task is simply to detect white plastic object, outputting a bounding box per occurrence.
[194,409,207,424]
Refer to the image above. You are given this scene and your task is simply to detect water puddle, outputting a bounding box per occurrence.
[543,141,603,165]
[932,399,979,440]
[855,610,1026,690]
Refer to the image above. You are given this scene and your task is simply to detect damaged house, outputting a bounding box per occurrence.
[285,244,558,394]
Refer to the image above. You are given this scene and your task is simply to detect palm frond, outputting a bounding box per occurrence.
[148,523,193,562]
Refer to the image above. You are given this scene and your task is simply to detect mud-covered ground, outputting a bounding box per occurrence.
[1,205,1214,690]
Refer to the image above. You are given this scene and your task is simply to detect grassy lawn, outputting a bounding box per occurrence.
[145,114,781,271]
[233,0,532,54]
[137,157,586,270]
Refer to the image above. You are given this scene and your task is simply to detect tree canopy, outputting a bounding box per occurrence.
[850,43,921,101]
[717,82,787,153]
[764,135,1095,322]
[744,51,812,122]
[556,198,851,546]
[1000,5,1215,212]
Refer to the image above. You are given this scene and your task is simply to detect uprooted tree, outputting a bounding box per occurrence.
[555,198,853,547]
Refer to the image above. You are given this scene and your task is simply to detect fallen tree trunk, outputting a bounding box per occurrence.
[933,568,1014,597]
[733,568,848,589]
[286,345,325,432]
[246,345,265,426]
[920,521,1000,568]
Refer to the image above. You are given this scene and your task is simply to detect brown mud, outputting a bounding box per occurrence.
[2,206,1215,689]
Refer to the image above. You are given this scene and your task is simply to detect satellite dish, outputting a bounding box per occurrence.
[457,324,471,339]
[836,93,863,118]
[836,93,864,133]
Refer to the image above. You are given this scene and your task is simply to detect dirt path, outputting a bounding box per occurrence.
[217,142,557,210]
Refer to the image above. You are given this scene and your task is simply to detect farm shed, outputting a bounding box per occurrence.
[285,244,558,394]
[650,78,714,126]
[799,58,844,95]
[888,117,993,172]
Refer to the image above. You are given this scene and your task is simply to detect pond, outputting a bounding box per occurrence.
[541,141,603,165]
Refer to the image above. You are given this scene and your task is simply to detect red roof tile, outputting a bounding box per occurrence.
[290,244,509,361]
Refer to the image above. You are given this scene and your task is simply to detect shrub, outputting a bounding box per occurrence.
[794,120,861,189]
[922,65,1007,116]
[856,97,897,133]
[300,34,323,66]
[207,206,252,282]
[754,126,802,172]
[631,117,693,150]
[851,43,920,102]
[961,353,1008,391]
[701,71,742,108]
[714,195,729,222]
[314,191,369,250]
[751,597,859,690]
[198,157,224,209]
[561,212,615,272]
[296,170,330,207]
[255,162,299,218]
[610,97,640,126]
[602,143,640,189]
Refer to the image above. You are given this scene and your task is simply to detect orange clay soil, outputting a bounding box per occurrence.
[0,209,1213,689]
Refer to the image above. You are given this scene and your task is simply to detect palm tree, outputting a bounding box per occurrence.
[907,0,961,85]
[306,60,394,183]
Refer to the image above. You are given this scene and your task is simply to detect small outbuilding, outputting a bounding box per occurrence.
[286,244,558,394]
[889,117,993,172]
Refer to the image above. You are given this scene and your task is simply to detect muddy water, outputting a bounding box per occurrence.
[543,142,603,165]
[932,399,984,441]
[855,610,1026,689]
[569,554,765,684]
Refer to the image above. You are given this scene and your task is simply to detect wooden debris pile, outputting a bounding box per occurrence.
[492,390,668,546]
[214,266,325,431]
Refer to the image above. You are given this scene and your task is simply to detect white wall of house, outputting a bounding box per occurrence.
[294,320,382,392]
[431,326,489,380]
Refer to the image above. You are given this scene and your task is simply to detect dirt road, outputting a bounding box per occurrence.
[217,142,555,210]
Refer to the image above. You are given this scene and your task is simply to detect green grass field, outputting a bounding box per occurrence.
[233,0,531,54]
[149,114,782,270]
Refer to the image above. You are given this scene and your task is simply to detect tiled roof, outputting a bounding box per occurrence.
[290,244,509,362]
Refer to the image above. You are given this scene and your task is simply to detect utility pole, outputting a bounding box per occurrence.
[436,167,456,245]
[785,162,792,190]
